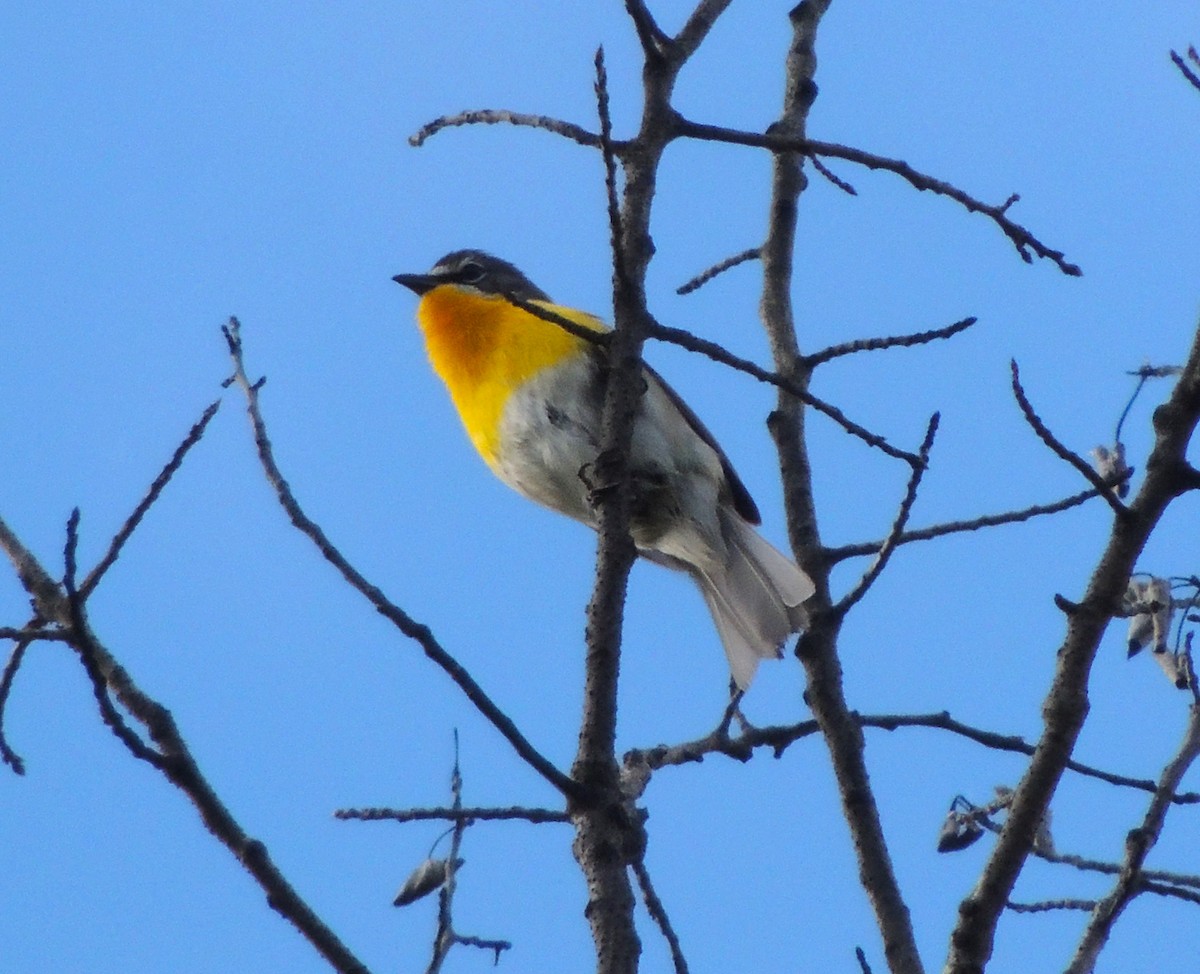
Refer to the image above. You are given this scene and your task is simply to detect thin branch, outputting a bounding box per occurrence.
[672,118,1082,276]
[672,0,736,62]
[758,7,924,973]
[0,514,70,614]
[946,323,1200,974]
[804,317,977,367]
[835,413,939,616]
[595,47,626,282]
[810,155,857,195]
[1171,48,1200,92]
[632,859,690,974]
[63,510,166,770]
[492,260,923,466]
[1114,363,1183,444]
[974,816,1200,900]
[646,319,923,465]
[336,805,569,825]
[79,399,221,600]
[625,708,1200,805]
[1065,705,1200,974]
[502,291,608,346]
[566,39,649,974]
[408,108,608,150]
[623,0,669,58]
[0,634,32,774]
[2,507,371,972]
[426,737,512,973]
[0,626,69,642]
[676,247,760,296]
[1007,899,1095,914]
[825,484,1115,565]
[1010,360,1128,517]
[221,318,580,803]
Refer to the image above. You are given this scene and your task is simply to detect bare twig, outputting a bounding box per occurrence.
[79,399,221,600]
[1065,705,1200,974]
[973,812,1200,900]
[595,48,626,284]
[221,318,580,803]
[672,0,736,61]
[810,155,857,195]
[825,485,1116,565]
[63,510,166,769]
[1171,48,1200,92]
[1114,363,1183,445]
[409,108,608,150]
[426,736,511,973]
[1010,360,1128,517]
[501,291,608,346]
[946,324,1200,974]
[632,859,689,974]
[0,626,69,642]
[836,414,939,616]
[625,708,1200,804]
[758,6,925,974]
[1007,899,1095,914]
[568,38,651,974]
[0,633,33,773]
[676,248,761,295]
[673,118,1082,276]
[804,317,977,367]
[1,508,371,973]
[623,0,669,58]
[646,319,923,465]
[336,805,569,825]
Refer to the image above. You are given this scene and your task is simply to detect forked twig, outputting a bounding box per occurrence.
[1010,360,1127,517]
[836,413,939,615]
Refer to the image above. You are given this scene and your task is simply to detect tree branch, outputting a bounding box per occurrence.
[945,321,1200,974]
[409,108,608,150]
[336,805,569,825]
[758,5,925,973]
[804,317,977,367]
[835,413,938,617]
[1,505,372,973]
[673,118,1082,276]
[1010,360,1128,517]
[632,859,690,974]
[221,318,580,803]
[1064,704,1200,973]
[79,399,221,600]
[825,485,1115,565]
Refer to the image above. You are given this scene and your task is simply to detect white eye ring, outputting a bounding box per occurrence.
[458,261,485,284]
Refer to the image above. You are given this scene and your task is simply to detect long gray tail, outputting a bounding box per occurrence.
[698,510,815,690]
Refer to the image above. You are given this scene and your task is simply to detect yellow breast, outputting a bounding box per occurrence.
[416,285,607,464]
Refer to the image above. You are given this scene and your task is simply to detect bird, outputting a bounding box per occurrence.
[393,250,815,689]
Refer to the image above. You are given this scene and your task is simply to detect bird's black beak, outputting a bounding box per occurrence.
[392,273,440,296]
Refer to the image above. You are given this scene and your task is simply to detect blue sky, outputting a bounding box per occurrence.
[3,3,1200,972]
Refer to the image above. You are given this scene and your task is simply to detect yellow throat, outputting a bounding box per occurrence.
[416,285,606,465]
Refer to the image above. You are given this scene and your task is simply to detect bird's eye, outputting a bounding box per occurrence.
[458,261,485,284]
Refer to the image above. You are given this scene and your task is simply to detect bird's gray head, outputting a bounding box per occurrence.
[392,250,550,302]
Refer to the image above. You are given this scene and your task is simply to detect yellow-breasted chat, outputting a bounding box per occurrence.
[393,250,814,689]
